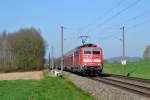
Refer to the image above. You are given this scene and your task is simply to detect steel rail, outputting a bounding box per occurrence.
[91,77,150,98]
[104,73,150,84]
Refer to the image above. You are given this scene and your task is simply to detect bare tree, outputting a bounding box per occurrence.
[0,28,46,72]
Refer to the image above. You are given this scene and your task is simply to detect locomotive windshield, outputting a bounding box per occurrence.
[84,50,91,54]
[93,50,100,55]
[84,49,100,55]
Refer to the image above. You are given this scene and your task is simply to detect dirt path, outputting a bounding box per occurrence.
[0,71,43,80]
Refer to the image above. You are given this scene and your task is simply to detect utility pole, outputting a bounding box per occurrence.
[51,46,54,70]
[120,26,126,76]
[61,26,64,74]
[48,52,51,69]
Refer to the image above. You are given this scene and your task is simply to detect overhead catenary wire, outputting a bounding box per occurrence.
[62,0,126,36]
[63,26,82,38]
[128,18,150,30]
[87,0,142,34]
[112,9,150,27]
[82,0,142,43]
[94,32,121,41]
[124,9,150,22]
[100,16,150,42]
[62,0,147,46]
[96,8,150,37]
[96,13,150,41]
[64,25,120,43]
[63,0,128,40]
[62,27,81,53]
[77,0,125,33]
[98,11,150,41]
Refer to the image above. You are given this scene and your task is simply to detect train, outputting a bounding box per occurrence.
[55,43,103,75]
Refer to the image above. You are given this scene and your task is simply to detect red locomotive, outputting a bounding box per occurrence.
[55,43,103,75]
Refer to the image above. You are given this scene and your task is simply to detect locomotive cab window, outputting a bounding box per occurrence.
[84,50,91,54]
[93,50,100,55]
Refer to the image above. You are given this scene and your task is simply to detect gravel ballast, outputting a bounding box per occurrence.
[64,72,149,100]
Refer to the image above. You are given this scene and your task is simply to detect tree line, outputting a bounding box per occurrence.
[0,28,46,72]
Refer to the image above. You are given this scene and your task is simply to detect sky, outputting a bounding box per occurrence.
[0,0,150,59]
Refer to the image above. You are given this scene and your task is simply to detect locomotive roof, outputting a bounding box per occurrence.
[76,43,97,49]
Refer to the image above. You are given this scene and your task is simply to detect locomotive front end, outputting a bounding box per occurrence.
[80,47,103,75]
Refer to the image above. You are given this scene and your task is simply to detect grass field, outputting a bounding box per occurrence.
[103,60,150,79]
[0,76,94,100]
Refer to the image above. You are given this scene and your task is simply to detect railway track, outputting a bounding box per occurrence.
[104,73,150,83]
[104,73,150,88]
[90,74,150,98]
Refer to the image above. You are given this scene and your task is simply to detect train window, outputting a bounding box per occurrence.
[84,50,91,54]
[93,50,100,55]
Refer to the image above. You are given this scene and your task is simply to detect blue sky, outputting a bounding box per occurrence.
[0,0,150,59]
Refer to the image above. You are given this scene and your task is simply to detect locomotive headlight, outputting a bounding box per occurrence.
[94,59,101,62]
[83,59,91,62]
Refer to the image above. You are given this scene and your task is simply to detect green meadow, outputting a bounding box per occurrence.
[104,60,150,79]
[0,76,94,100]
